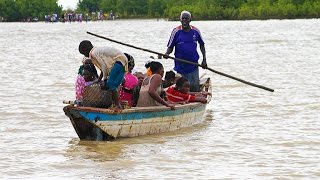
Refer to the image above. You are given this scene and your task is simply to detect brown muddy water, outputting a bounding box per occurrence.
[0,19,319,179]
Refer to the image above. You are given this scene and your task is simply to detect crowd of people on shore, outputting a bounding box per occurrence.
[43,10,117,23]
[74,10,210,111]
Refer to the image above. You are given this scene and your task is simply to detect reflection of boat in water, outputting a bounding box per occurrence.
[63,78,212,141]
[66,139,124,161]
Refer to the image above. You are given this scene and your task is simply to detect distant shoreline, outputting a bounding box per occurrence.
[1,17,319,23]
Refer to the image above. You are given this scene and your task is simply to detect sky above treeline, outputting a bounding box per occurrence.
[58,0,78,10]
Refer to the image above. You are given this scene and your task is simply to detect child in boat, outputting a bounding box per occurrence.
[166,77,208,104]
[75,64,96,105]
[132,72,145,107]
[78,58,99,79]
[135,72,145,87]
[119,53,138,107]
[162,70,176,88]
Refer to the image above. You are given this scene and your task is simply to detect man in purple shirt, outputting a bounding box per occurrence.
[164,10,207,92]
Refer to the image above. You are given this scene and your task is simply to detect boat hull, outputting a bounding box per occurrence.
[63,103,207,141]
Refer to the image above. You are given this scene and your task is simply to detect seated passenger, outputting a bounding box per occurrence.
[75,64,96,105]
[78,58,99,80]
[134,72,145,87]
[132,72,145,107]
[136,61,175,109]
[166,77,208,104]
[144,56,157,77]
[119,53,138,107]
[82,68,95,86]
[145,61,152,77]
[162,70,176,88]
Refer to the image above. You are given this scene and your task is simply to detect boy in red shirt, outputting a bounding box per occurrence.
[166,77,208,104]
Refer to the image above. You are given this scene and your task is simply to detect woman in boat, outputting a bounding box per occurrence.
[166,77,208,104]
[119,53,138,107]
[136,61,175,110]
[75,63,97,105]
[78,58,99,80]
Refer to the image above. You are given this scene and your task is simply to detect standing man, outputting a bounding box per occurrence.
[78,40,128,109]
[164,10,207,92]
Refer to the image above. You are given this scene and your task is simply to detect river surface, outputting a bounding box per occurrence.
[0,19,319,179]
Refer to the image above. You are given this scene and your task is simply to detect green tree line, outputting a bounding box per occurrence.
[0,0,62,21]
[78,0,320,20]
[1,0,320,22]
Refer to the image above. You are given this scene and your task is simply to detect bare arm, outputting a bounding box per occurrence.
[189,91,210,103]
[194,96,207,104]
[148,74,175,109]
[189,91,211,96]
[163,47,173,59]
[200,44,207,68]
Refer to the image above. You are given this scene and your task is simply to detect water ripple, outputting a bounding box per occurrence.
[0,19,319,179]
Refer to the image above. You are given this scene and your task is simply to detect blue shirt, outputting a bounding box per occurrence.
[167,25,204,74]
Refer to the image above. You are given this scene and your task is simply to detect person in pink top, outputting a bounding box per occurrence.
[119,53,138,107]
[75,73,86,103]
[75,64,96,105]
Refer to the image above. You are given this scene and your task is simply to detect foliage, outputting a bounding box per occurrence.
[78,0,100,13]
[0,0,62,22]
[1,0,320,21]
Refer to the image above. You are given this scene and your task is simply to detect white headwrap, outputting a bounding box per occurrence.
[180,10,191,20]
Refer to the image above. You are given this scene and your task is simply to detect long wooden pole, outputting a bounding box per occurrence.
[87,31,274,92]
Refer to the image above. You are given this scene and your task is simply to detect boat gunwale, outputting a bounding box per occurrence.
[66,102,206,114]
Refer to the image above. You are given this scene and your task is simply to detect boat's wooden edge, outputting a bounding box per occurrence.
[64,102,205,114]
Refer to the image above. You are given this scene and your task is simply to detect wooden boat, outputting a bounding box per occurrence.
[63,78,212,141]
